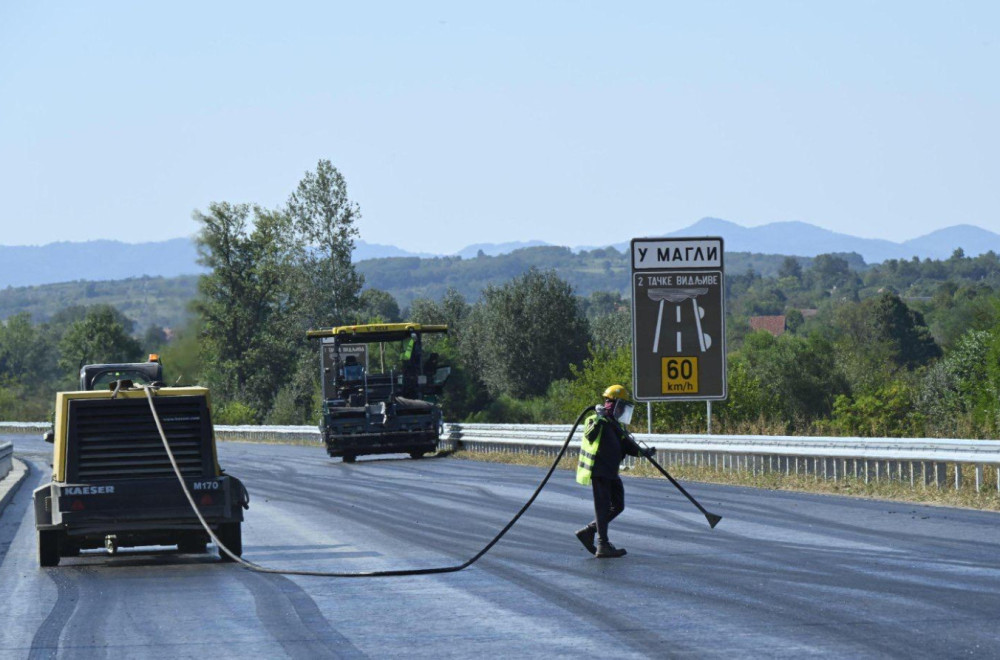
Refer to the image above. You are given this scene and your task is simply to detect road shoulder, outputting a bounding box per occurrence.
[0,458,28,516]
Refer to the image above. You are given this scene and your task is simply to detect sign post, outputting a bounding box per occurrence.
[630,237,727,429]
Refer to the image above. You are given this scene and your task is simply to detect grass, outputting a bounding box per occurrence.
[450,450,1000,512]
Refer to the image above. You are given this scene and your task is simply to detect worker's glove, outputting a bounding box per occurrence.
[641,446,656,459]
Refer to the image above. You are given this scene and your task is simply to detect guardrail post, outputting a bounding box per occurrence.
[954,464,962,491]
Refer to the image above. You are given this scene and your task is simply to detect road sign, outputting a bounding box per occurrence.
[630,237,726,401]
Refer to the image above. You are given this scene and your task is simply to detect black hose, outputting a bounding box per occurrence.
[145,383,593,578]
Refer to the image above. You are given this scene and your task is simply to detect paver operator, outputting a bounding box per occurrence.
[575,385,655,558]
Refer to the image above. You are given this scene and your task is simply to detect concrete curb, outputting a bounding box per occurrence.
[0,458,29,517]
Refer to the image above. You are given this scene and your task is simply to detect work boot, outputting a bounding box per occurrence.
[575,526,597,554]
[595,541,627,558]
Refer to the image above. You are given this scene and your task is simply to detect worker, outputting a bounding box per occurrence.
[343,355,364,381]
[575,385,654,558]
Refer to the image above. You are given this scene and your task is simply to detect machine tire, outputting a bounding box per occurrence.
[217,523,242,561]
[409,451,426,459]
[38,530,61,567]
[342,454,356,464]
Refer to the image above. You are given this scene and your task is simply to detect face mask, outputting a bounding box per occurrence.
[613,400,635,426]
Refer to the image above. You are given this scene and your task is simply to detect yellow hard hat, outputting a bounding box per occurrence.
[602,384,629,401]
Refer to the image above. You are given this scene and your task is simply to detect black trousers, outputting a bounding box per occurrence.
[588,476,625,543]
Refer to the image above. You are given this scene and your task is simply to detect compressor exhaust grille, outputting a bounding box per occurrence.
[66,396,214,481]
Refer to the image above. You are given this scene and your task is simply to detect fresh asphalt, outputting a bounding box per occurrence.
[2,433,1000,658]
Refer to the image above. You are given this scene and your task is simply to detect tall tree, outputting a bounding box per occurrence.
[286,159,364,328]
[869,292,941,368]
[778,256,803,280]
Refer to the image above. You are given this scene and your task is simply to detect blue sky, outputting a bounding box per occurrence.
[0,1,997,253]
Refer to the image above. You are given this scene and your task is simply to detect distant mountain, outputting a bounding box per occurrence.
[2,220,998,289]
[614,218,1000,264]
[0,238,205,288]
[454,240,551,259]
[353,240,436,261]
[901,225,1000,260]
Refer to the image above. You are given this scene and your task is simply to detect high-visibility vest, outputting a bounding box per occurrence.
[576,414,605,486]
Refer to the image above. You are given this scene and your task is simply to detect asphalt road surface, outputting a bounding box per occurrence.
[3,433,1000,659]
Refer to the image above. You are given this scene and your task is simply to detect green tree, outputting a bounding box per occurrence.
[57,305,143,373]
[733,331,846,425]
[357,289,401,323]
[581,291,625,319]
[809,254,853,291]
[778,256,803,280]
[868,293,941,369]
[193,202,298,415]
[286,159,364,328]
[830,380,923,437]
[589,310,631,354]
[464,269,589,398]
[0,312,48,382]
[157,320,204,387]
[785,308,805,333]
[408,290,488,420]
[142,325,168,353]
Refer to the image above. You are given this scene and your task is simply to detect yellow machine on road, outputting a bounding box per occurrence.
[33,357,248,566]
[307,323,450,462]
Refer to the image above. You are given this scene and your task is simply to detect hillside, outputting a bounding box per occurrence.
[0,276,198,331]
[356,248,818,308]
[0,249,820,328]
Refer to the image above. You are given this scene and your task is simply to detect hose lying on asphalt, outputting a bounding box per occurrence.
[143,384,592,578]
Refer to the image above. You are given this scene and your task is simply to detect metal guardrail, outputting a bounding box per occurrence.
[0,441,12,481]
[0,422,49,434]
[214,425,321,443]
[447,423,1000,494]
[4,420,999,493]
[0,421,323,443]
